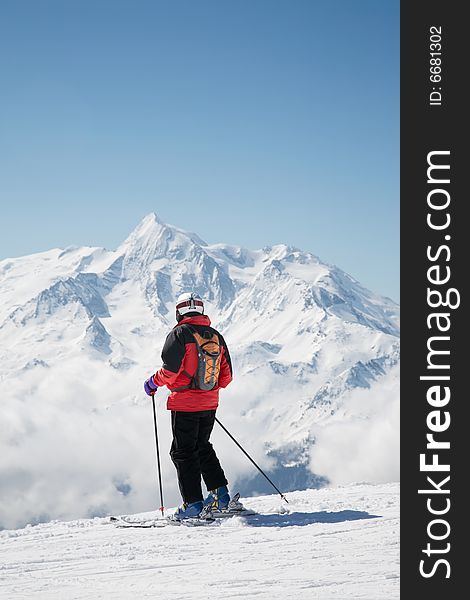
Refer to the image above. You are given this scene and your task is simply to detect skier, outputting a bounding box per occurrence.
[143,292,233,520]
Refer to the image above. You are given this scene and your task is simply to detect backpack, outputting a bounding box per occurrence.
[176,326,222,391]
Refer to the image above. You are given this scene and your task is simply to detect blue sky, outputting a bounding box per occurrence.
[0,0,399,301]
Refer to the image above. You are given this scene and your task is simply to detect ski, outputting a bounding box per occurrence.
[165,515,218,527]
[110,493,255,528]
[110,515,168,528]
[109,514,217,528]
[200,492,257,519]
[203,507,257,519]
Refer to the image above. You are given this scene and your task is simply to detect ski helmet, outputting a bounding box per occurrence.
[175,292,204,322]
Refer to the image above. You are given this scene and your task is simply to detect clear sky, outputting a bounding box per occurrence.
[0,0,399,301]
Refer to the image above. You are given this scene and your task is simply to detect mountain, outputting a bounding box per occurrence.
[0,213,399,529]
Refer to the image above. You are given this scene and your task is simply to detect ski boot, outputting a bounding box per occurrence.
[200,490,249,519]
[172,500,203,521]
[202,486,230,511]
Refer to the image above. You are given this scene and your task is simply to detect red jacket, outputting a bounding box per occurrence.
[153,315,233,411]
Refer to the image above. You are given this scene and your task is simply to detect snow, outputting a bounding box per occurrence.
[0,483,399,600]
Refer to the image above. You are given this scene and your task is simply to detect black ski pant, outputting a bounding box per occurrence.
[170,410,228,505]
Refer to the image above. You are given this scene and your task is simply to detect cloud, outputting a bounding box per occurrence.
[0,352,400,529]
[0,357,277,529]
[309,365,400,485]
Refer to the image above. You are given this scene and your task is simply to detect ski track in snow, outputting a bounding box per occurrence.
[0,483,399,600]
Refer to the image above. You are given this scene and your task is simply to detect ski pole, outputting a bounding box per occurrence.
[215,417,288,504]
[151,394,165,517]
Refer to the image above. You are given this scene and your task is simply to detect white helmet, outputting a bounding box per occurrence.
[175,292,204,321]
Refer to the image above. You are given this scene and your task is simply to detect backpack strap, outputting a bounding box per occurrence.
[171,370,194,392]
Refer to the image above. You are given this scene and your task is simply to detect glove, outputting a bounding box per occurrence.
[144,376,158,396]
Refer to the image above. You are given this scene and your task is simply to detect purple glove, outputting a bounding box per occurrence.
[144,376,158,396]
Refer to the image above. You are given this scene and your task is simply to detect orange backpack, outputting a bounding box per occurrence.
[178,326,222,391]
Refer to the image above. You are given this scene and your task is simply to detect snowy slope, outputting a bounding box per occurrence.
[0,214,399,529]
[0,483,399,600]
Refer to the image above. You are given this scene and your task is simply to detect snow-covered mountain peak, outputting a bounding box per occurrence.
[120,212,166,244]
[262,243,304,260]
[119,212,181,257]
[116,213,211,281]
[119,212,208,256]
